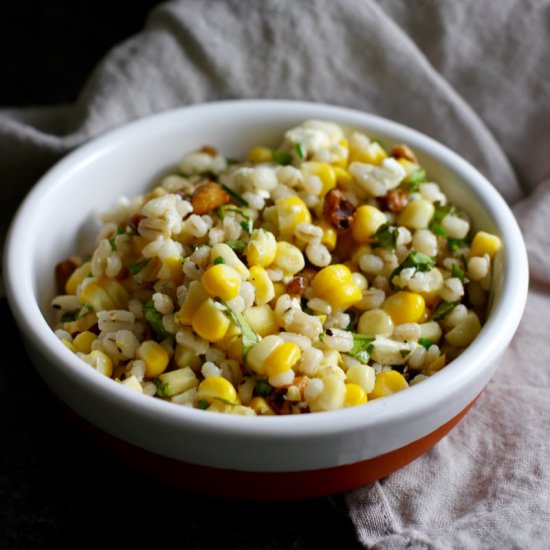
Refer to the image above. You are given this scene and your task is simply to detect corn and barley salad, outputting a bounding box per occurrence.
[51,120,501,416]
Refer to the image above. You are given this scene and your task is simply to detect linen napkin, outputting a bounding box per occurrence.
[2,1,549,548]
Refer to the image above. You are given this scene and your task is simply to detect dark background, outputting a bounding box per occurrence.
[1,2,363,548]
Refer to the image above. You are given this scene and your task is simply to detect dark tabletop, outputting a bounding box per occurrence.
[1,2,363,548]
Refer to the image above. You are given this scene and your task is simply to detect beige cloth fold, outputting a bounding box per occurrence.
[1,1,549,547]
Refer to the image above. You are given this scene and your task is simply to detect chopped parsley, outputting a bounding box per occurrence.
[404,167,427,192]
[429,202,456,238]
[348,334,375,364]
[451,263,465,283]
[128,259,149,275]
[108,227,125,251]
[213,256,225,265]
[418,338,432,349]
[219,300,259,356]
[371,222,399,250]
[447,238,469,253]
[225,239,248,253]
[296,143,305,159]
[153,378,170,398]
[255,380,273,397]
[198,399,209,410]
[221,183,249,207]
[143,297,170,341]
[272,150,293,165]
[217,205,253,234]
[76,303,94,319]
[391,250,436,289]
[432,300,460,321]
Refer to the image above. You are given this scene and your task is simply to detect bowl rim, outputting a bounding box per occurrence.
[3,98,530,440]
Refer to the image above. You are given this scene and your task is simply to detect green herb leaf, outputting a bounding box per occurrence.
[219,300,259,356]
[428,202,456,238]
[153,378,170,398]
[390,250,436,289]
[296,143,305,159]
[213,256,225,265]
[432,301,460,321]
[76,303,93,320]
[272,150,293,165]
[198,399,209,410]
[128,259,149,275]
[61,312,77,323]
[371,222,399,250]
[240,219,253,234]
[418,338,432,349]
[348,334,375,364]
[225,239,247,253]
[447,238,468,252]
[255,379,273,397]
[405,167,426,192]
[143,297,170,341]
[451,263,465,283]
[221,183,249,207]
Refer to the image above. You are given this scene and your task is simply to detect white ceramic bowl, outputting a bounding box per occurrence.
[3,100,528,500]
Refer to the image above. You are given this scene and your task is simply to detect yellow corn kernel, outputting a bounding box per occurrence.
[470,231,502,258]
[350,141,388,165]
[65,261,91,295]
[344,383,368,407]
[444,311,481,347]
[210,243,249,279]
[273,241,305,275]
[318,221,337,251]
[79,277,128,311]
[201,264,242,301]
[247,335,284,375]
[271,282,286,303]
[383,291,426,325]
[311,264,362,311]
[358,308,394,336]
[81,350,113,377]
[176,280,209,325]
[72,330,97,354]
[368,370,409,399]
[308,374,346,412]
[346,364,376,393]
[191,298,230,342]
[157,256,184,283]
[249,265,275,305]
[275,196,312,240]
[333,166,353,189]
[351,205,387,243]
[244,305,278,337]
[397,199,435,229]
[246,146,273,163]
[245,228,277,267]
[61,339,76,352]
[264,341,301,378]
[156,367,198,397]
[248,396,275,415]
[197,376,238,405]
[301,161,337,196]
[136,340,170,378]
[174,343,202,371]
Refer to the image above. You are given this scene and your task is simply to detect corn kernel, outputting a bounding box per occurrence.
[121,375,143,393]
[308,374,346,412]
[247,335,283,375]
[311,264,362,311]
[264,341,301,377]
[318,221,337,251]
[334,166,353,189]
[350,141,388,165]
[245,228,277,267]
[174,343,202,371]
[383,291,426,324]
[275,196,312,240]
[80,349,113,377]
[351,205,387,243]
[79,277,128,311]
[191,298,230,342]
[249,265,275,305]
[358,308,394,336]
[346,364,376,393]
[244,305,278,336]
[176,280,209,325]
[470,231,502,258]
[249,396,275,415]
[65,261,91,295]
[72,330,97,353]
[197,376,238,405]
[444,311,481,347]
[201,264,242,301]
[368,370,409,399]
[397,199,435,229]
[156,367,198,397]
[271,282,286,303]
[210,243,249,279]
[344,383,368,407]
[246,146,273,163]
[61,339,76,352]
[136,340,170,378]
[273,242,305,275]
[301,161,337,196]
